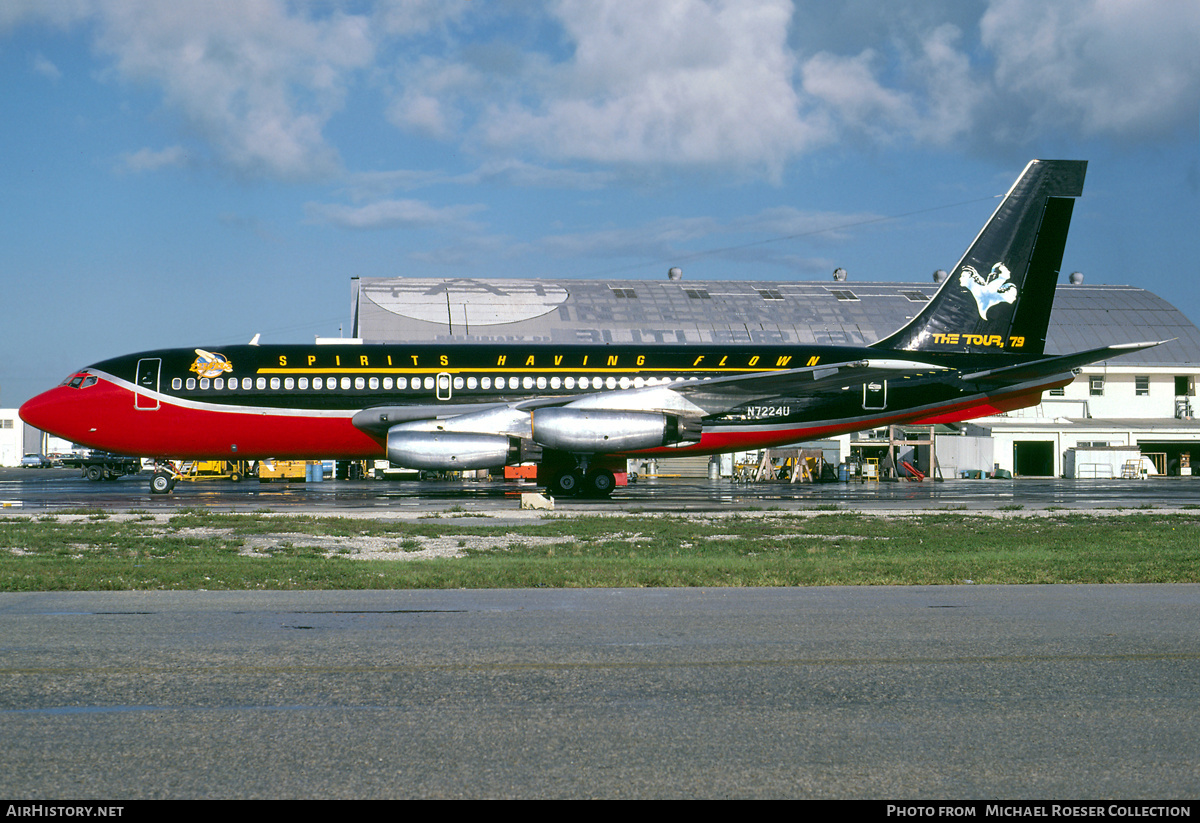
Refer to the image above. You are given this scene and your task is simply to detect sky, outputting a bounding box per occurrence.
[2,0,1198,409]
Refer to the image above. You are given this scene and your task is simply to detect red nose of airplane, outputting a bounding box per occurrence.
[19,386,85,444]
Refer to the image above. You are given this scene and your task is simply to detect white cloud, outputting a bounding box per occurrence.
[801,50,914,142]
[90,0,374,180]
[118,145,190,173]
[409,234,533,268]
[384,58,481,140]
[980,0,1200,140]
[373,0,472,37]
[800,23,984,147]
[0,0,93,32]
[449,160,615,190]
[476,0,824,179]
[730,207,886,243]
[31,52,62,81]
[541,216,724,261]
[537,205,882,269]
[4,0,1197,186]
[306,198,485,230]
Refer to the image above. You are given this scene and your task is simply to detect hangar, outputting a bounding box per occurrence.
[349,273,1200,478]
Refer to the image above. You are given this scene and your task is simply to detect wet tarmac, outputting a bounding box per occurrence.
[1,466,1196,514]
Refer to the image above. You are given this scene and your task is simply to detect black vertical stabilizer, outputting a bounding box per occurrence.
[872,159,1086,357]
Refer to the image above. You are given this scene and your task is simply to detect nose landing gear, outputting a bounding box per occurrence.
[149,461,179,495]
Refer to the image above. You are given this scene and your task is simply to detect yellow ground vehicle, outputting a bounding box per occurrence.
[175,460,254,483]
[257,459,313,483]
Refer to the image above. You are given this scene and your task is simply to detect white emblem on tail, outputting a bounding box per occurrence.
[960,262,1018,320]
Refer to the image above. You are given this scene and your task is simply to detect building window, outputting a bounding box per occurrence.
[1136,376,1149,396]
[611,288,637,298]
[1048,387,1065,397]
[757,289,785,300]
[829,289,859,301]
[684,289,710,299]
[1089,376,1105,396]
[900,291,928,302]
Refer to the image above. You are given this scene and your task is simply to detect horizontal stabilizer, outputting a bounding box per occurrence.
[958,341,1168,383]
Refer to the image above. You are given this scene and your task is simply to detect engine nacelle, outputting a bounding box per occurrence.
[532,408,700,453]
[387,430,513,470]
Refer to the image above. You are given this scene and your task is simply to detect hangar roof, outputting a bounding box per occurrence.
[351,277,1200,366]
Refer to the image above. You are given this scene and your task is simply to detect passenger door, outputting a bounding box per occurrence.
[135,358,161,410]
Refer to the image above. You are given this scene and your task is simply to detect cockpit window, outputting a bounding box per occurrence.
[61,372,98,389]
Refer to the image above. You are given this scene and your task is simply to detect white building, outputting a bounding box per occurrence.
[0,409,27,466]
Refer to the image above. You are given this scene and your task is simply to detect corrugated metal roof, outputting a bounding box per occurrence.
[353,277,1200,365]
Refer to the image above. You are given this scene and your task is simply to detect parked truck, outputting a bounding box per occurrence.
[61,450,143,481]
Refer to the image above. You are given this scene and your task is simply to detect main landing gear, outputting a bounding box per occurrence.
[542,454,619,499]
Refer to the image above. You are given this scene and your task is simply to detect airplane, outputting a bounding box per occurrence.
[19,159,1162,498]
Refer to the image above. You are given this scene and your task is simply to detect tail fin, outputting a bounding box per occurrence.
[873,159,1087,357]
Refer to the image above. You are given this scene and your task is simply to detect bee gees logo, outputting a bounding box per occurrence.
[960,262,1018,320]
[189,349,233,379]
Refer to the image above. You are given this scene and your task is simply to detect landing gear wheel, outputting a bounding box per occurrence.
[150,472,175,495]
[585,469,616,498]
[551,470,582,497]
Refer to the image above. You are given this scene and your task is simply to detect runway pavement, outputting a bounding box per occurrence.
[1,585,1198,799]
[2,467,1198,515]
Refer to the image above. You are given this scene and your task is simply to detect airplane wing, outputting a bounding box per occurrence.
[349,358,906,433]
[353,340,1167,473]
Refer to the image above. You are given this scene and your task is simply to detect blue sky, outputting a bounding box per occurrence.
[2,0,1198,408]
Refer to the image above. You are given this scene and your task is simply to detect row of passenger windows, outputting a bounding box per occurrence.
[171,374,689,392]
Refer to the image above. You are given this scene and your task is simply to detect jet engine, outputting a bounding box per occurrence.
[387,430,537,470]
[531,408,701,453]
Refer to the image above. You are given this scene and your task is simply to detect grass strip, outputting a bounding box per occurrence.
[0,511,1197,591]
